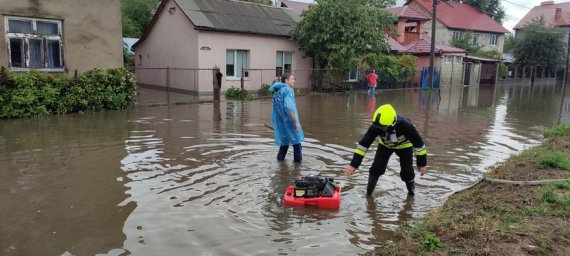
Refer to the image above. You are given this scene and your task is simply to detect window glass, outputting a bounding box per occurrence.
[29,39,43,68]
[47,40,61,68]
[226,50,234,77]
[9,38,24,67]
[236,50,247,77]
[37,21,59,35]
[284,52,292,72]
[8,20,32,33]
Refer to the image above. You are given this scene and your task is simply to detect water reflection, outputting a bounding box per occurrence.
[1,81,569,255]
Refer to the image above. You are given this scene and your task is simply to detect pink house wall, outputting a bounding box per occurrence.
[134,0,312,94]
[134,0,199,91]
[413,55,442,85]
[198,32,313,92]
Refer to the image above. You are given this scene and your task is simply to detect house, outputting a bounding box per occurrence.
[278,0,312,14]
[514,1,570,39]
[0,0,123,74]
[387,5,467,86]
[133,0,312,94]
[405,0,509,53]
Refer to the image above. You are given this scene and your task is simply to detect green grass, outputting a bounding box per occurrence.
[544,124,570,137]
[536,150,570,170]
[539,181,570,216]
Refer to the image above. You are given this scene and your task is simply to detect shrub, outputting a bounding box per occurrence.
[257,83,271,96]
[225,86,249,100]
[0,68,137,119]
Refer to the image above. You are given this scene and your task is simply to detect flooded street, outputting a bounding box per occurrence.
[1,81,569,255]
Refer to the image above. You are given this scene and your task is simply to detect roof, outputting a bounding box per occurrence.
[402,37,466,54]
[408,0,509,34]
[465,55,500,62]
[514,2,570,29]
[134,0,300,48]
[177,0,300,35]
[280,0,311,13]
[388,37,407,52]
[387,6,430,20]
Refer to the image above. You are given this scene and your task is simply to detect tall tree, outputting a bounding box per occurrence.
[291,0,396,72]
[514,18,566,84]
[451,0,505,24]
[503,33,516,53]
[121,0,160,38]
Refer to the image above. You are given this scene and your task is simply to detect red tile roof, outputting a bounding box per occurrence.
[408,0,509,33]
[514,2,570,29]
[402,37,466,54]
[388,37,407,52]
[387,6,430,20]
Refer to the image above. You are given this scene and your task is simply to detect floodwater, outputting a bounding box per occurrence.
[1,81,568,255]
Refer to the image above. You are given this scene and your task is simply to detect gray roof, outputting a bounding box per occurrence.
[175,0,300,37]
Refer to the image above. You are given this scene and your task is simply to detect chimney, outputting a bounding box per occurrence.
[555,7,562,21]
[541,1,554,5]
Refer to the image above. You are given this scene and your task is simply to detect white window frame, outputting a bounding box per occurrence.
[226,49,248,80]
[347,69,359,82]
[5,16,64,72]
[490,34,498,46]
[442,56,452,63]
[276,51,293,77]
[454,56,463,63]
[452,31,463,40]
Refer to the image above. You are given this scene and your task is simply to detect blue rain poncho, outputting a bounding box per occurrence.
[269,82,304,146]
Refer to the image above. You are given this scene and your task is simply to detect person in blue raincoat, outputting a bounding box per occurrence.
[269,73,304,162]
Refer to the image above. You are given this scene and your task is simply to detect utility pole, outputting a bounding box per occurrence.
[562,32,570,87]
[428,0,439,89]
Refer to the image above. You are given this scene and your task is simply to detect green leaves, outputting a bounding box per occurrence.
[513,18,566,70]
[291,0,395,72]
[0,68,137,119]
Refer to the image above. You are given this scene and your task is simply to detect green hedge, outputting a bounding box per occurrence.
[0,68,137,118]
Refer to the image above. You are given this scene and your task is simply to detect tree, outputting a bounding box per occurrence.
[121,0,160,38]
[503,33,516,53]
[291,0,396,72]
[513,18,566,84]
[451,0,505,24]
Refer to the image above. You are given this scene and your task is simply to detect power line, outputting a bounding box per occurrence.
[502,0,533,10]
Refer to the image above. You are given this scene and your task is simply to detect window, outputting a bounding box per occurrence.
[490,34,498,46]
[226,49,248,78]
[443,56,452,63]
[454,56,463,63]
[276,51,293,76]
[452,31,463,40]
[472,34,479,44]
[5,17,63,70]
[347,69,358,82]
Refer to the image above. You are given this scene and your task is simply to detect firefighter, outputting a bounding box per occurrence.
[344,104,427,196]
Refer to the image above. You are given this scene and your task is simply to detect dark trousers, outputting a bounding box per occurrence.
[367,145,414,195]
[277,143,302,162]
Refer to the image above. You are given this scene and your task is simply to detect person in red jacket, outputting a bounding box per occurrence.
[365,70,378,94]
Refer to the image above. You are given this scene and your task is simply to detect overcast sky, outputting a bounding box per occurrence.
[288,0,570,32]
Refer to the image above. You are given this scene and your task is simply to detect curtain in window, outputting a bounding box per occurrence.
[276,51,284,76]
[37,22,59,35]
[29,39,43,68]
[226,50,234,77]
[236,50,247,77]
[47,40,61,68]
[284,52,292,72]
[8,20,32,33]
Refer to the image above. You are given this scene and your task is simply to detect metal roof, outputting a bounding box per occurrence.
[175,0,300,37]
